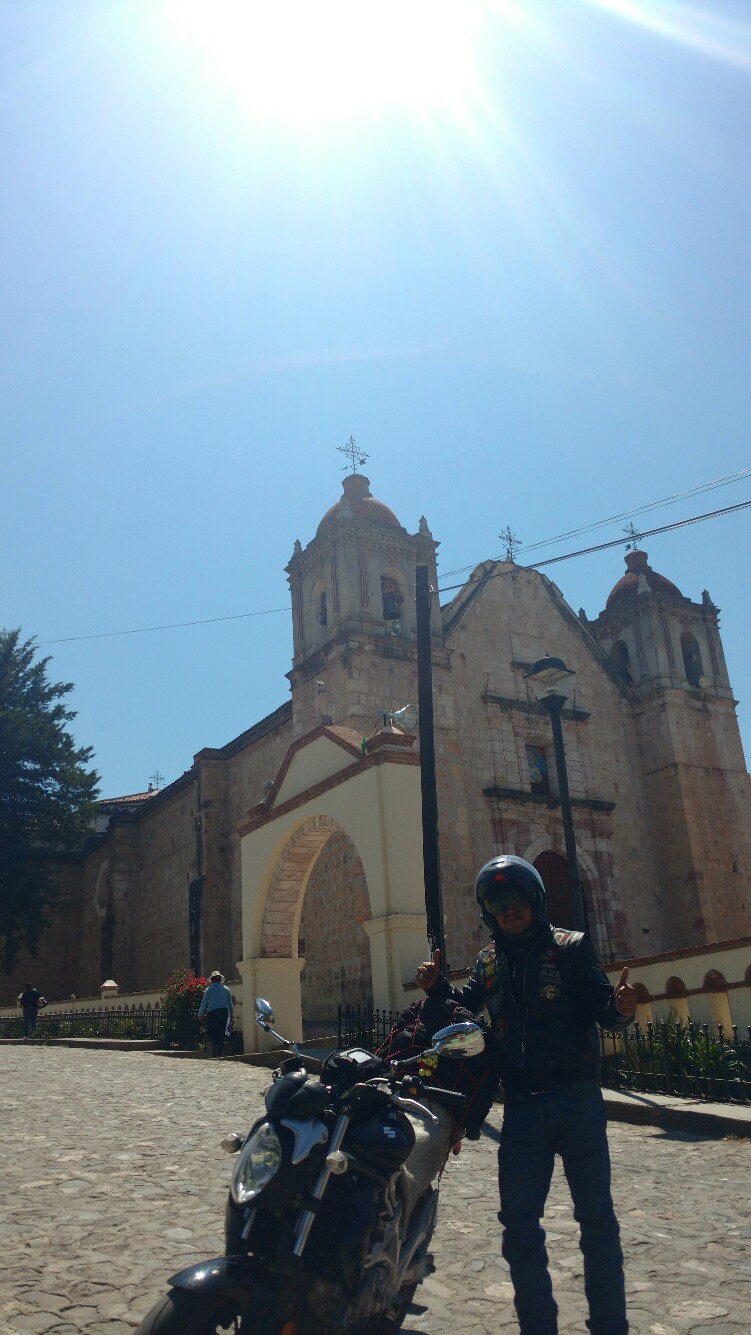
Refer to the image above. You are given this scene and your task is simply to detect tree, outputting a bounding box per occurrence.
[0,629,99,972]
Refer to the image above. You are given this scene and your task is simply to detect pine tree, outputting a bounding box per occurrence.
[0,629,99,972]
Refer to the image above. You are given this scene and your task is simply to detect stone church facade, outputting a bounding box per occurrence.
[4,474,750,1014]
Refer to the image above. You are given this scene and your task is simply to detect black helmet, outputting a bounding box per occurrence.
[475,856,546,933]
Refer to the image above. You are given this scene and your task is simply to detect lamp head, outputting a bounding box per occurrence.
[524,654,575,704]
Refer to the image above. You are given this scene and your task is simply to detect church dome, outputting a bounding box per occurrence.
[606,549,682,608]
[316,474,402,535]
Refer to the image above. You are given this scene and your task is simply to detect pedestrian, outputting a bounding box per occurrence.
[197,971,234,1058]
[19,982,42,1040]
[416,854,638,1335]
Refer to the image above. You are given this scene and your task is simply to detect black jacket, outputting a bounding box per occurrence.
[429,924,632,1090]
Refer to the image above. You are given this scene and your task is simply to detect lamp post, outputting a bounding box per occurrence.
[416,564,448,974]
[523,655,586,934]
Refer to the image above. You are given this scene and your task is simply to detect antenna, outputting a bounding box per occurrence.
[149,769,164,790]
[337,435,369,474]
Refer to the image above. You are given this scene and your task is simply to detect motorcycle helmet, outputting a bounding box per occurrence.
[475,855,546,934]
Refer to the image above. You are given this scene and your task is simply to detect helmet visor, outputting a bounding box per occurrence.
[480,886,535,915]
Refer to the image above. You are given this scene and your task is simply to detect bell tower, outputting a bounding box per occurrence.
[589,550,751,947]
[285,473,445,737]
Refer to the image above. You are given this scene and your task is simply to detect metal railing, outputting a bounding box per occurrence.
[337,1005,398,1051]
[1,1006,167,1041]
[601,1019,751,1104]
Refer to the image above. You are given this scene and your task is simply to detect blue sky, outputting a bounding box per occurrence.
[2,0,750,796]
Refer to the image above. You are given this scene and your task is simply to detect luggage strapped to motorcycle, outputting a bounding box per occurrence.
[375,995,496,1135]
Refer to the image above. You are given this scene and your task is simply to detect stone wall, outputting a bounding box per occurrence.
[298,830,373,1020]
[439,567,661,963]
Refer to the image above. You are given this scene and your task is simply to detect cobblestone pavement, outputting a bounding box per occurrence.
[2,1047,750,1335]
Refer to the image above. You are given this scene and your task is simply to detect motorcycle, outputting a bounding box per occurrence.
[134,996,486,1335]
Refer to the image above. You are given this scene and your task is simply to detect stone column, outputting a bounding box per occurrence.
[237,956,305,1053]
[363,913,429,1013]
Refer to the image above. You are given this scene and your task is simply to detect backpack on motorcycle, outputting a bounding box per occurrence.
[375,995,496,1136]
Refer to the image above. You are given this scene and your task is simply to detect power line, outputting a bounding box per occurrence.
[39,605,290,646]
[441,466,751,578]
[38,488,751,647]
[437,499,751,595]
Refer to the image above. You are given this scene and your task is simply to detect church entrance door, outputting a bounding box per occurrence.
[533,850,591,935]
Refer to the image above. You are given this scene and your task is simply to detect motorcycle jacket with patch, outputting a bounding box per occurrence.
[428,924,632,1089]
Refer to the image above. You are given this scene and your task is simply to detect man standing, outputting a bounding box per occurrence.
[19,982,41,1040]
[417,854,637,1335]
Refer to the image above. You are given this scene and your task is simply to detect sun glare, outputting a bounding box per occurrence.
[161,1,484,126]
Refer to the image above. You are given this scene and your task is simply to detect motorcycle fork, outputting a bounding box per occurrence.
[292,1111,351,1258]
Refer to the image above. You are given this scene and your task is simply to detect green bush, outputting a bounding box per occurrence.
[611,1013,744,1098]
[160,969,208,1049]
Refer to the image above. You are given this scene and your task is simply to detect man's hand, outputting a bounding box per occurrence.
[613,966,638,1018]
[416,949,442,992]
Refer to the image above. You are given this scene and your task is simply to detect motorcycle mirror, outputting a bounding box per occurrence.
[255,997,275,1024]
[431,1021,485,1059]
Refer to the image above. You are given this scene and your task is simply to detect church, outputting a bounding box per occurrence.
[3,472,750,1028]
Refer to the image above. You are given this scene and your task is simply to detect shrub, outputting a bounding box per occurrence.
[160,969,207,1049]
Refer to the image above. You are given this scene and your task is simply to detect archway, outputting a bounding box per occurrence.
[532,850,592,937]
[238,725,426,1049]
[301,833,372,1029]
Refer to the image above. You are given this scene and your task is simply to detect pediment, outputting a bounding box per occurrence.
[270,725,363,808]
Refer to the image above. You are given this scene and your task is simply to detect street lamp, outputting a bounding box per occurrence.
[523,655,587,934]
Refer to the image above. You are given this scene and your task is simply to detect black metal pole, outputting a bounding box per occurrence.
[415,564,448,974]
[542,693,587,934]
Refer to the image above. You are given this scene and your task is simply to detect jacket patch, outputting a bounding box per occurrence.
[540,984,561,1001]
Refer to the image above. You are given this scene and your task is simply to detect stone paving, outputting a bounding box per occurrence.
[2,1046,750,1335]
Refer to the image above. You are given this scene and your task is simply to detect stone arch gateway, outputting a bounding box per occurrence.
[236,725,428,1052]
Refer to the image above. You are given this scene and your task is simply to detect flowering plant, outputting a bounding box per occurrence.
[160,969,207,1048]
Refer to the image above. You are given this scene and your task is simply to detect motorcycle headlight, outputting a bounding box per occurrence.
[231,1122,282,1206]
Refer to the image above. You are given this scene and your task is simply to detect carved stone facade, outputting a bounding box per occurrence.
[3,477,750,1010]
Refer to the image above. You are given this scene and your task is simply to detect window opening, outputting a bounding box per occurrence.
[610,640,633,686]
[680,632,704,687]
[381,576,404,622]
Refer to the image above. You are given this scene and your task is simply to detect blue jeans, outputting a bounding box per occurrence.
[498,1081,628,1335]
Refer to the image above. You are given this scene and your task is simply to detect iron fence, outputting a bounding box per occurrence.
[601,1019,751,1104]
[338,1005,398,1051]
[0,1006,167,1041]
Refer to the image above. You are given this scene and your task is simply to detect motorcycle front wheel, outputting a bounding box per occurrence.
[133,1289,305,1335]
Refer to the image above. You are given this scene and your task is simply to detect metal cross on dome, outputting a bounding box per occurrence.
[337,435,369,474]
[499,526,522,563]
[623,522,642,550]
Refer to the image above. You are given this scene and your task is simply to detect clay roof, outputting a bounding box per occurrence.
[97,791,159,808]
[316,474,401,535]
[606,550,682,608]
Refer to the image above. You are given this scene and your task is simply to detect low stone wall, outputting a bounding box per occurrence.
[0,983,244,1030]
[604,937,751,1031]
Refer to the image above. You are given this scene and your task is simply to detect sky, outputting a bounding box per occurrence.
[2,0,750,798]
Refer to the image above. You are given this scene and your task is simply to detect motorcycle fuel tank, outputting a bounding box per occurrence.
[347,1106,415,1172]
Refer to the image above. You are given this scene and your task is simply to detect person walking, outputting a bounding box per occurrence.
[197,971,234,1058]
[416,854,638,1335]
[19,982,42,1040]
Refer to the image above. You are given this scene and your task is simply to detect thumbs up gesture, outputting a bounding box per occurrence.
[416,949,442,992]
[614,966,638,1018]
